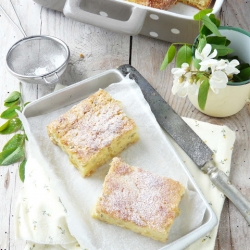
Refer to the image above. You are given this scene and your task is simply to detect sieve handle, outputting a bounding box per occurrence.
[63,0,147,35]
[0,4,27,37]
[44,72,59,85]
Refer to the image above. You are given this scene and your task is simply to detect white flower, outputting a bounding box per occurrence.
[199,59,219,71]
[195,44,217,61]
[172,76,199,97]
[171,63,189,77]
[224,59,240,75]
[213,59,228,70]
[172,78,190,97]
[209,70,228,94]
[208,59,240,76]
[171,63,194,97]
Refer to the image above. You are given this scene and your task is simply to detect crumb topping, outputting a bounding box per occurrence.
[98,157,184,231]
[47,89,137,159]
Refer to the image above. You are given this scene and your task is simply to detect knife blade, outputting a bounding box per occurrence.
[118,64,250,225]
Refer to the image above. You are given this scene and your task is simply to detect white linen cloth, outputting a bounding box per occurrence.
[15,78,235,250]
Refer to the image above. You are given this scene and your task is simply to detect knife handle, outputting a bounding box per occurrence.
[202,161,250,225]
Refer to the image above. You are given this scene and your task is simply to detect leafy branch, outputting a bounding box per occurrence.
[0,90,29,182]
[160,9,250,110]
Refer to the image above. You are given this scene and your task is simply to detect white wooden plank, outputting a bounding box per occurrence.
[1,0,250,249]
[0,0,130,249]
[131,2,250,250]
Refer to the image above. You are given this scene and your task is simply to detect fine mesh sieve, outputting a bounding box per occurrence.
[6,35,70,85]
[1,4,70,85]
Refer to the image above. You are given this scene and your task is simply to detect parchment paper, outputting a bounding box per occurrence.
[22,76,206,250]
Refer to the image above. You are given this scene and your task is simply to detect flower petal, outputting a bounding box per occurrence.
[181,63,190,69]
[202,44,212,58]
[171,67,185,76]
[224,59,240,75]
[188,83,199,96]
[177,81,189,97]
[208,48,217,59]
[195,44,217,62]
[210,86,220,94]
[172,78,183,95]
[210,71,228,89]
[199,59,219,71]
[229,59,240,67]
[214,59,228,70]
[195,49,202,60]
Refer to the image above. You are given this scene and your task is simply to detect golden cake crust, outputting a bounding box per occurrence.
[177,0,212,9]
[127,0,211,10]
[127,0,178,10]
[92,157,185,242]
[47,90,139,177]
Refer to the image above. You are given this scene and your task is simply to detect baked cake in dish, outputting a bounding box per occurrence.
[47,90,139,177]
[178,0,212,10]
[127,0,178,10]
[92,157,185,242]
[127,0,211,10]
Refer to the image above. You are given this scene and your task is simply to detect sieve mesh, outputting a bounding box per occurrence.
[6,36,69,77]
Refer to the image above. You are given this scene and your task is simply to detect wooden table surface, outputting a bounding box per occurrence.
[1,0,250,249]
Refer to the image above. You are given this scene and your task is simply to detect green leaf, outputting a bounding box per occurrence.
[1,89,28,182]
[233,67,250,82]
[201,15,221,37]
[206,36,227,46]
[0,146,25,166]
[4,91,21,103]
[160,45,176,70]
[1,106,21,119]
[4,99,20,107]
[198,77,210,110]
[3,134,26,151]
[176,45,192,67]
[208,14,220,27]
[237,63,250,70]
[24,102,30,107]
[199,14,220,37]
[224,39,231,47]
[193,9,213,20]
[237,63,250,71]
[0,118,22,134]
[200,25,213,37]
[193,58,202,70]
[197,37,207,52]
[0,120,10,132]
[211,44,234,57]
[19,159,26,182]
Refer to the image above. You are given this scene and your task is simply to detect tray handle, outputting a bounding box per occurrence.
[63,0,147,35]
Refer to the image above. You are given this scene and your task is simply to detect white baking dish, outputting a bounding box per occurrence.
[22,67,217,250]
[32,0,224,43]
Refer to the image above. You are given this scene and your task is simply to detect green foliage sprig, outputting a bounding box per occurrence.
[160,9,250,110]
[0,90,29,182]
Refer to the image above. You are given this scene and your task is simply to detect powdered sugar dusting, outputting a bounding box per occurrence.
[98,157,184,232]
[48,89,137,158]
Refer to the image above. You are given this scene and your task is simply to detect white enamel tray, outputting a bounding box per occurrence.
[23,67,217,250]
